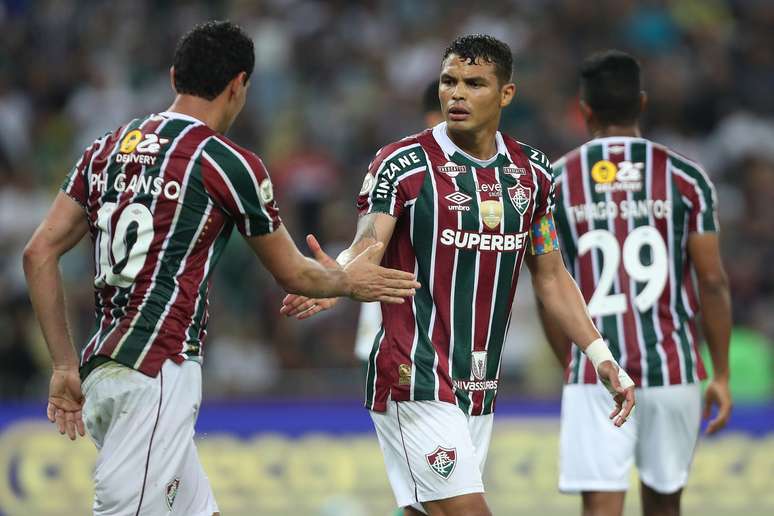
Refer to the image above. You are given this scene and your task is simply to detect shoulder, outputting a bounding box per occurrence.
[202,135,267,176]
[651,140,715,189]
[368,133,429,174]
[503,134,553,183]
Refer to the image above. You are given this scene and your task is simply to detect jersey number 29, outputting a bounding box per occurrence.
[94,202,154,288]
[578,227,668,317]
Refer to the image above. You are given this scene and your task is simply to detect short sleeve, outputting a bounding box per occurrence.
[201,138,281,237]
[671,158,719,234]
[61,136,107,209]
[356,142,427,218]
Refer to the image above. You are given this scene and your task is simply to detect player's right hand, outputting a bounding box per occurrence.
[344,241,420,303]
[47,367,86,441]
[596,360,636,427]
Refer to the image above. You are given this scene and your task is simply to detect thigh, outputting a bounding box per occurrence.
[635,384,701,494]
[370,400,485,511]
[85,360,217,516]
[559,383,637,493]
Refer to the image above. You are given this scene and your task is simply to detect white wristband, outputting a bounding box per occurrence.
[583,338,614,371]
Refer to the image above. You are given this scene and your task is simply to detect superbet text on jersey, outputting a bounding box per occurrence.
[552,137,718,388]
[357,123,559,416]
[62,112,280,379]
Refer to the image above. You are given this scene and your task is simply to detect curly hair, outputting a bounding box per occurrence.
[173,21,255,101]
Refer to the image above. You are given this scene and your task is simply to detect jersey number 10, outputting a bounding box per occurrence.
[94,202,155,288]
[578,226,668,318]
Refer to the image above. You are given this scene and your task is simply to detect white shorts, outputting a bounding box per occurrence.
[370,399,493,512]
[82,359,218,516]
[559,382,701,494]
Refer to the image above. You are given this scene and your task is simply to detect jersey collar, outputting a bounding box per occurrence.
[158,110,206,126]
[432,122,509,168]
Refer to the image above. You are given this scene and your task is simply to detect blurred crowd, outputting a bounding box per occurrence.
[0,0,772,400]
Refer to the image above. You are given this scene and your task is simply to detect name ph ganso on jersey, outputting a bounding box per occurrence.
[89,171,182,201]
[439,228,529,252]
[569,199,672,224]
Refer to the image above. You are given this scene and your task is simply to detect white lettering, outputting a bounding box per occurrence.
[439,230,527,253]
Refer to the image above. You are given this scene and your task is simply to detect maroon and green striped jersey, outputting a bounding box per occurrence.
[357,123,559,415]
[552,137,718,387]
[62,111,281,378]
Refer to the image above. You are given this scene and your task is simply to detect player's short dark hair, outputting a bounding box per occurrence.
[422,79,440,114]
[173,21,255,101]
[580,50,642,125]
[442,34,513,85]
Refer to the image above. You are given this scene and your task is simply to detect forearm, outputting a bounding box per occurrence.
[533,267,600,351]
[23,252,79,369]
[536,299,571,367]
[698,277,732,379]
[284,257,352,298]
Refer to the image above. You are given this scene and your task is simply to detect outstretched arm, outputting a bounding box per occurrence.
[280,212,397,319]
[526,250,635,426]
[688,233,732,434]
[23,192,89,440]
[247,214,415,305]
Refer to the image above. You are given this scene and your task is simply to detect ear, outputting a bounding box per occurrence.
[229,71,247,98]
[500,82,516,108]
[579,99,593,122]
[639,91,648,114]
[169,66,176,91]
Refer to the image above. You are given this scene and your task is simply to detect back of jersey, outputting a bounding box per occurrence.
[62,111,280,377]
[552,137,718,387]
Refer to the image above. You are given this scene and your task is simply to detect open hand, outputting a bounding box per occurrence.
[597,360,636,427]
[47,367,86,440]
[344,242,420,303]
[703,378,732,435]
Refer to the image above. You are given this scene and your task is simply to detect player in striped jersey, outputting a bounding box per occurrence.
[545,51,732,516]
[354,79,445,365]
[282,35,635,516]
[22,21,419,516]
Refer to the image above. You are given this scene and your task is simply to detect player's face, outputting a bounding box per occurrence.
[439,55,514,133]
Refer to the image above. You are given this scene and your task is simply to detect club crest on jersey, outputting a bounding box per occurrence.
[504,165,526,178]
[508,183,531,216]
[165,478,180,510]
[471,351,487,380]
[426,446,457,479]
[437,162,467,178]
[480,200,502,229]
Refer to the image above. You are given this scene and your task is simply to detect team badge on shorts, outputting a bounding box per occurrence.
[165,478,180,511]
[508,183,531,216]
[426,446,457,479]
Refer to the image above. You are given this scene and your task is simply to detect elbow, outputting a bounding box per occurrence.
[698,270,729,295]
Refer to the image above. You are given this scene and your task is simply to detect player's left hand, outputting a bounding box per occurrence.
[703,377,732,435]
[280,234,341,319]
[280,294,338,319]
[597,360,636,427]
[47,366,86,441]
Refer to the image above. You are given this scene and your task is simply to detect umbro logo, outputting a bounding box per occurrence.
[445,191,472,212]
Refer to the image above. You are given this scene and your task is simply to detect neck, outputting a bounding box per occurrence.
[445,124,499,160]
[167,95,225,133]
[590,124,641,139]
